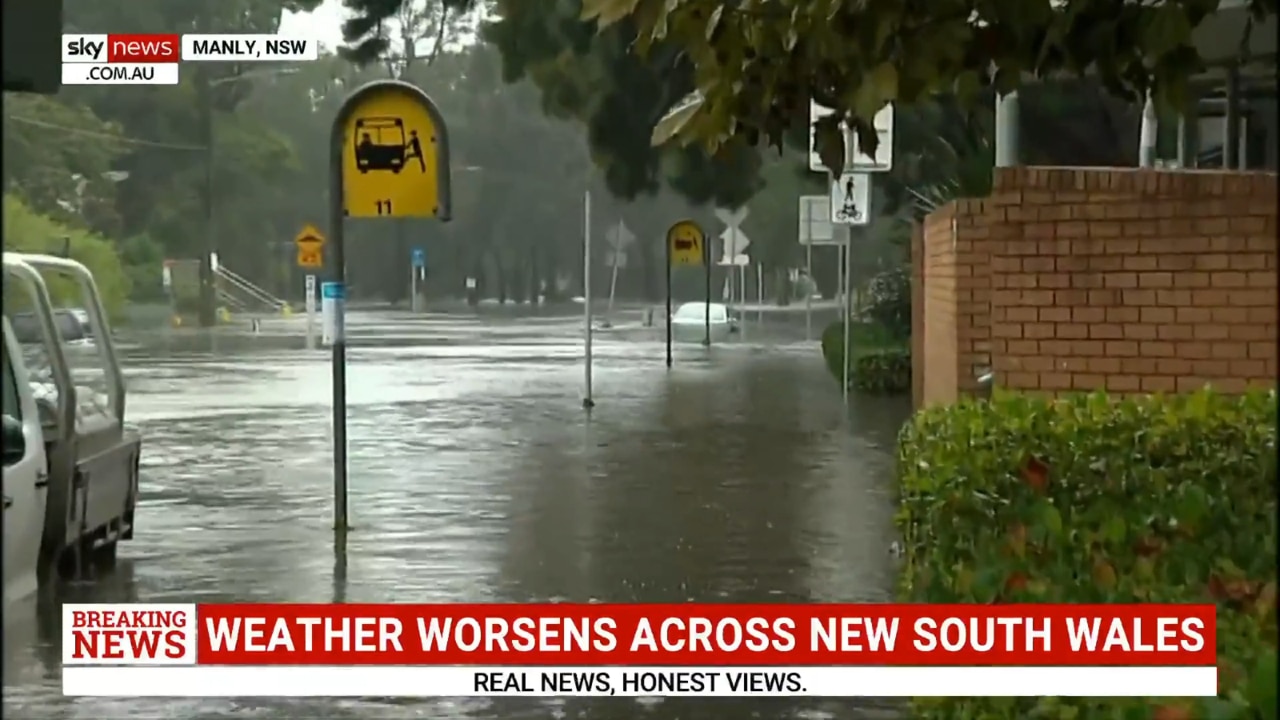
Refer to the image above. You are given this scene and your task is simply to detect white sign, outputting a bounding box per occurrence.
[465,277,477,290]
[161,264,172,289]
[809,101,894,173]
[304,275,317,315]
[798,196,835,245]
[304,274,318,349]
[605,221,634,249]
[715,207,750,264]
[831,173,872,225]
[605,251,627,269]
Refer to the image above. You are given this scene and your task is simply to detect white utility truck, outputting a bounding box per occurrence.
[2,252,141,605]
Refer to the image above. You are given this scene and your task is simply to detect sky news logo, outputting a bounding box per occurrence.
[62,34,181,64]
[62,33,318,64]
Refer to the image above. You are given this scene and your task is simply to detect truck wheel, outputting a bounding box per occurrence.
[92,540,119,569]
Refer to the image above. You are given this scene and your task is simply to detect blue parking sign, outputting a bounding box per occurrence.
[411,247,426,269]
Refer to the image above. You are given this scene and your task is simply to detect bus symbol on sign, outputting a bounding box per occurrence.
[354,116,426,175]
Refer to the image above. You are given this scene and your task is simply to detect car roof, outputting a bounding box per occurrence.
[676,301,728,312]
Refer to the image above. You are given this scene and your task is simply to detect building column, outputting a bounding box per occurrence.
[995,91,1020,167]
[1139,93,1158,167]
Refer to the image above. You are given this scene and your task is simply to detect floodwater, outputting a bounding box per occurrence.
[3,308,910,719]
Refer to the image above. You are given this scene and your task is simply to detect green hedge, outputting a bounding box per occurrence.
[897,389,1278,719]
[820,320,910,395]
[851,348,910,394]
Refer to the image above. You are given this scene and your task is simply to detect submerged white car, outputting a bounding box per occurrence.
[670,301,737,344]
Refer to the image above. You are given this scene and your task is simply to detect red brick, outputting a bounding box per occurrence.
[1124,324,1158,340]
[1087,357,1122,373]
[1141,376,1178,393]
[1105,340,1140,356]
[1139,272,1175,289]
[1106,375,1141,392]
[1072,374,1106,390]
[1025,323,1056,339]
[1157,324,1195,341]
[1211,271,1249,288]
[1106,307,1141,323]
[1194,324,1230,341]
[1104,273,1138,289]
[1041,372,1073,389]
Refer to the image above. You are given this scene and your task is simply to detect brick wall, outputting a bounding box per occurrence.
[915,167,1277,406]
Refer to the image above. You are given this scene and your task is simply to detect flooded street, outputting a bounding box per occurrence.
[4,308,909,719]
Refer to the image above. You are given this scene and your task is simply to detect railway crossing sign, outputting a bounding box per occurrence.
[831,172,871,225]
[715,207,750,265]
[340,81,453,220]
[666,219,705,266]
[295,224,325,267]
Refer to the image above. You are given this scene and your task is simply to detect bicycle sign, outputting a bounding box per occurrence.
[830,172,871,226]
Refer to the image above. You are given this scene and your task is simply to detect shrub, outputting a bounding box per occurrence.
[851,349,910,394]
[897,389,1278,719]
[2,194,130,320]
[821,320,909,395]
[864,265,910,341]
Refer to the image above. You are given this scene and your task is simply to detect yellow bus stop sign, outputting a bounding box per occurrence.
[295,224,325,268]
[340,82,452,220]
[666,219,706,266]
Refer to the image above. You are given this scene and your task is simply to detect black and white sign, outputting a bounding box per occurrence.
[808,101,894,173]
[830,173,871,225]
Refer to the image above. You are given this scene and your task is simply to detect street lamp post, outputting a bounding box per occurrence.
[198,67,300,327]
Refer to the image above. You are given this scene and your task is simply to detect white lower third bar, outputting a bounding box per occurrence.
[62,666,1218,698]
[61,63,180,86]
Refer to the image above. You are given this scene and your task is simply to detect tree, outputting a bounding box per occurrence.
[593,0,1276,173]
[296,0,767,208]
[592,0,1276,173]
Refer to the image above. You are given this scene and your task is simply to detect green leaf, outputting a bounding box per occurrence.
[1040,502,1064,539]
[1101,515,1127,545]
[1246,650,1278,719]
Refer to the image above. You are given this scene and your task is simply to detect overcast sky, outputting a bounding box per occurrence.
[280,0,348,51]
[279,1,478,56]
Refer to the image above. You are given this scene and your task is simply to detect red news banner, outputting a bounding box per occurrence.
[61,603,1219,698]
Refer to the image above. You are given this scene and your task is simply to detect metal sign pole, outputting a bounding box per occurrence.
[583,190,594,409]
[842,229,852,402]
[327,79,453,535]
[410,263,418,313]
[326,151,349,533]
[703,236,711,346]
[665,231,673,368]
[805,241,813,341]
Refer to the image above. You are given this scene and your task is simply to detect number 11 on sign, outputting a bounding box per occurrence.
[376,200,392,215]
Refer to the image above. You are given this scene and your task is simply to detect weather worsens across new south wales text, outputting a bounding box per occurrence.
[61,34,320,86]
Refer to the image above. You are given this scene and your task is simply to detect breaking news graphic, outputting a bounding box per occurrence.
[62,602,1218,698]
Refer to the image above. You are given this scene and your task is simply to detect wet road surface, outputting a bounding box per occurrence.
[4,309,910,719]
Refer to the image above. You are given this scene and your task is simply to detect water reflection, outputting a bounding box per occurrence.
[5,312,908,719]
